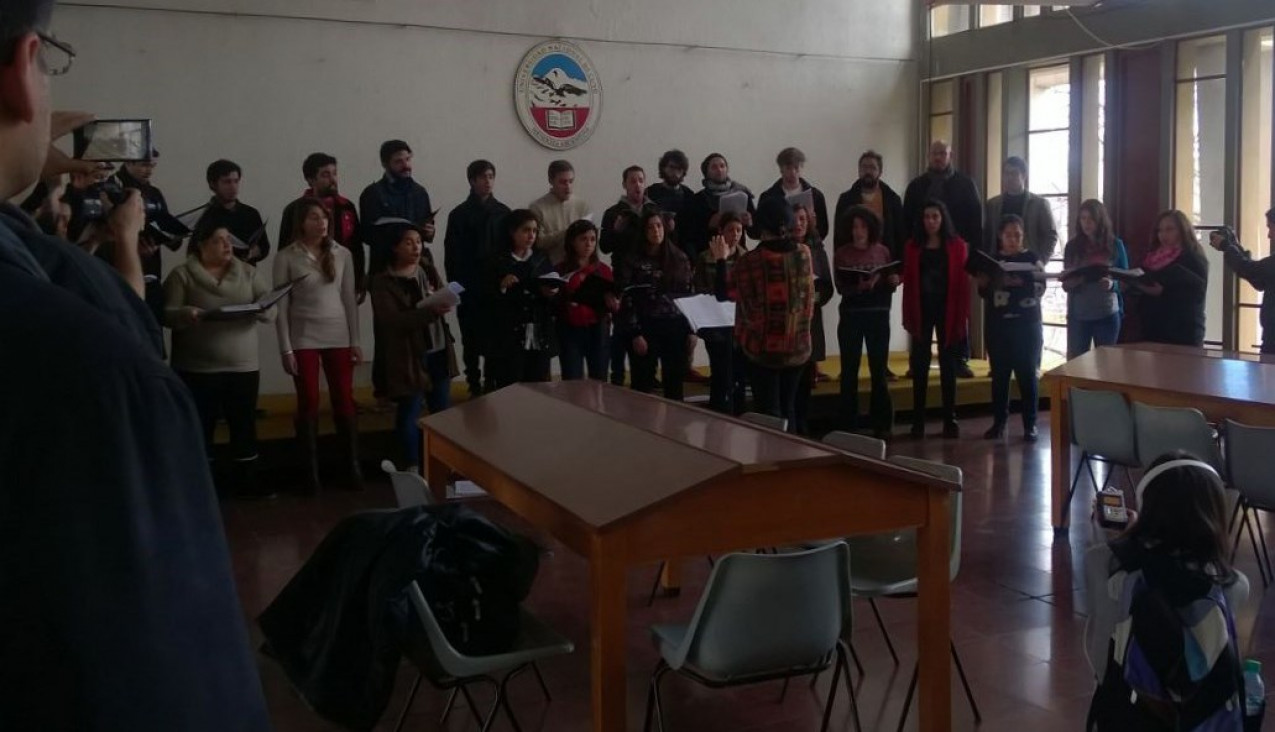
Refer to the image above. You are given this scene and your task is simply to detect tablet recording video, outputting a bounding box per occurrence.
[73,119,153,162]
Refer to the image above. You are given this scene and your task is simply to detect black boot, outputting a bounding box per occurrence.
[335,415,365,491]
[295,419,322,495]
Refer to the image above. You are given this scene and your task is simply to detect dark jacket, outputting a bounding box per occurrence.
[834,180,906,258]
[806,237,834,361]
[443,192,509,300]
[112,167,172,316]
[359,175,433,276]
[368,254,460,400]
[600,197,656,259]
[281,190,365,291]
[1220,240,1275,351]
[902,168,984,253]
[196,197,271,264]
[902,237,972,348]
[614,243,694,337]
[759,178,829,241]
[0,206,269,732]
[488,250,558,356]
[682,182,756,261]
[984,192,1059,261]
[1137,249,1209,347]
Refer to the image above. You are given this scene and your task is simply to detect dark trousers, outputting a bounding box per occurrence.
[490,347,552,389]
[910,315,959,425]
[794,362,819,435]
[372,323,386,398]
[1263,341,1275,355]
[702,327,747,415]
[749,362,804,432]
[629,321,689,401]
[1066,313,1121,360]
[559,322,610,381]
[456,303,488,391]
[609,330,628,385]
[988,321,1042,429]
[838,309,893,433]
[393,351,453,467]
[179,370,260,460]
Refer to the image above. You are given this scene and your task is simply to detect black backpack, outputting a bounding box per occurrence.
[413,505,541,655]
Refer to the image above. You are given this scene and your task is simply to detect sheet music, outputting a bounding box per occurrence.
[675,294,735,331]
[717,191,748,215]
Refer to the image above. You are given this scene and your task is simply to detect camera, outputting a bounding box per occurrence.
[74,179,162,223]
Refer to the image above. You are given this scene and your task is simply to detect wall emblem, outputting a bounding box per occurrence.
[514,40,601,150]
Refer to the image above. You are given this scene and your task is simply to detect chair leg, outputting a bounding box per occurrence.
[530,661,552,701]
[838,641,863,732]
[477,677,502,732]
[896,664,919,732]
[460,685,483,723]
[393,672,423,732]
[439,688,457,725]
[1256,510,1274,583]
[819,644,843,732]
[1066,452,1087,510]
[1243,511,1270,587]
[647,562,667,606]
[650,663,671,732]
[868,598,899,664]
[499,665,529,732]
[849,641,866,678]
[951,641,982,723]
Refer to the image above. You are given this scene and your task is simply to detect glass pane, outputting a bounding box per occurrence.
[1028,130,1070,197]
[1241,307,1264,352]
[1177,35,1227,80]
[1029,65,1071,131]
[1239,26,1272,342]
[1173,77,1228,345]
[1080,54,1106,202]
[930,113,954,148]
[979,5,1013,28]
[931,80,955,115]
[930,6,970,38]
[1023,6,1042,18]
[987,72,1004,193]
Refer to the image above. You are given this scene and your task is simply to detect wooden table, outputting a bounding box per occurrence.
[422,381,959,732]
[1044,343,1275,530]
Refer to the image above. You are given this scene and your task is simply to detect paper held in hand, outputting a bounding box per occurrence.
[418,282,465,310]
[717,191,748,215]
[675,294,736,332]
[202,275,308,321]
[785,189,814,213]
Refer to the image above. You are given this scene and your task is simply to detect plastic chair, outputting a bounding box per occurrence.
[822,431,887,461]
[1131,401,1223,475]
[841,455,980,730]
[1067,387,1140,512]
[1224,420,1275,588]
[381,460,432,509]
[643,542,859,732]
[394,580,574,732]
[741,411,789,432]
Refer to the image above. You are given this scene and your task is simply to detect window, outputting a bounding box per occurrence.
[929,80,955,147]
[978,6,1013,28]
[930,6,970,38]
[1173,36,1228,346]
[1080,54,1106,203]
[1023,6,1042,18]
[986,71,1004,189]
[1239,28,1273,353]
[1028,64,1072,364]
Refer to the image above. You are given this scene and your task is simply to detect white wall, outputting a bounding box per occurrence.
[50,1,918,394]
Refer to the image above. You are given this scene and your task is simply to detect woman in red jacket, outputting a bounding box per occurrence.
[557,219,618,380]
[903,199,970,439]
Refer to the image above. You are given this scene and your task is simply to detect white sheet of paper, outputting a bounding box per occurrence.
[717,191,748,215]
[786,189,814,213]
[421,285,461,310]
[1000,261,1039,273]
[675,294,736,331]
[452,480,487,498]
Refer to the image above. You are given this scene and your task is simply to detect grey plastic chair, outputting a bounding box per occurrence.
[643,542,860,732]
[840,455,980,731]
[395,580,574,732]
[381,460,433,509]
[741,411,789,432]
[822,431,887,461]
[1067,387,1140,512]
[1224,420,1275,588]
[1131,402,1223,474]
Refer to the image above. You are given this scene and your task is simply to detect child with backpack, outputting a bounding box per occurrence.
[1088,452,1255,731]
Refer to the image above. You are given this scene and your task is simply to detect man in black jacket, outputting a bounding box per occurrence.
[0,3,270,729]
[112,153,172,321]
[758,146,829,241]
[1211,210,1275,354]
[645,149,695,246]
[444,159,509,395]
[834,150,906,257]
[197,158,271,264]
[903,139,983,377]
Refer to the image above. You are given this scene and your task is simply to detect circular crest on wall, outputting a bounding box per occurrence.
[514,40,602,151]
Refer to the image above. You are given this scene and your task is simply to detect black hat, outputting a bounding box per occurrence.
[754,196,794,236]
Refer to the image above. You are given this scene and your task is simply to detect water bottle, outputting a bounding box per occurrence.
[1244,659,1265,718]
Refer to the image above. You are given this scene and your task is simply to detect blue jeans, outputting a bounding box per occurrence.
[1066,313,1122,360]
[559,322,610,380]
[394,350,453,467]
[988,321,1042,429]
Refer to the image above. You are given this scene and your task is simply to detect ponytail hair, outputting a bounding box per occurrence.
[292,197,336,282]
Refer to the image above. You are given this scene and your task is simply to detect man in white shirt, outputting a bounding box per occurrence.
[528,159,590,265]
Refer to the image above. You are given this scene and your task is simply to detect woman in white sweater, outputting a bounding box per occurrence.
[274,197,362,493]
[164,224,274,498]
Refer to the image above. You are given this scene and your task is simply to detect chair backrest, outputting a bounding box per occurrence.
[888,455,964,582]
[1069,387,1139,467]
[381,460,432,508]
[822,431,887,460]
[1132,402,1222,474]
[741,412,788,432]
[671,542,850,678]
[1224,420,1275,510]
[404,580,468,679]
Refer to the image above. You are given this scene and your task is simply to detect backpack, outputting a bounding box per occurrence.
[412,505,540,656]
[1088,554,1244,731]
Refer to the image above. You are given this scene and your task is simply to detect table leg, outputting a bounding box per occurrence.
[916,490,953,732]
[591,545,627,732]
[1049,379,1072,531]
[424,433,449,504]
[659,559,682,596]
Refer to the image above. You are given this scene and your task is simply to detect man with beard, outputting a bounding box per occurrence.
[645,149,695,253]
[834,150,906,257]
[280,152,364,295]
